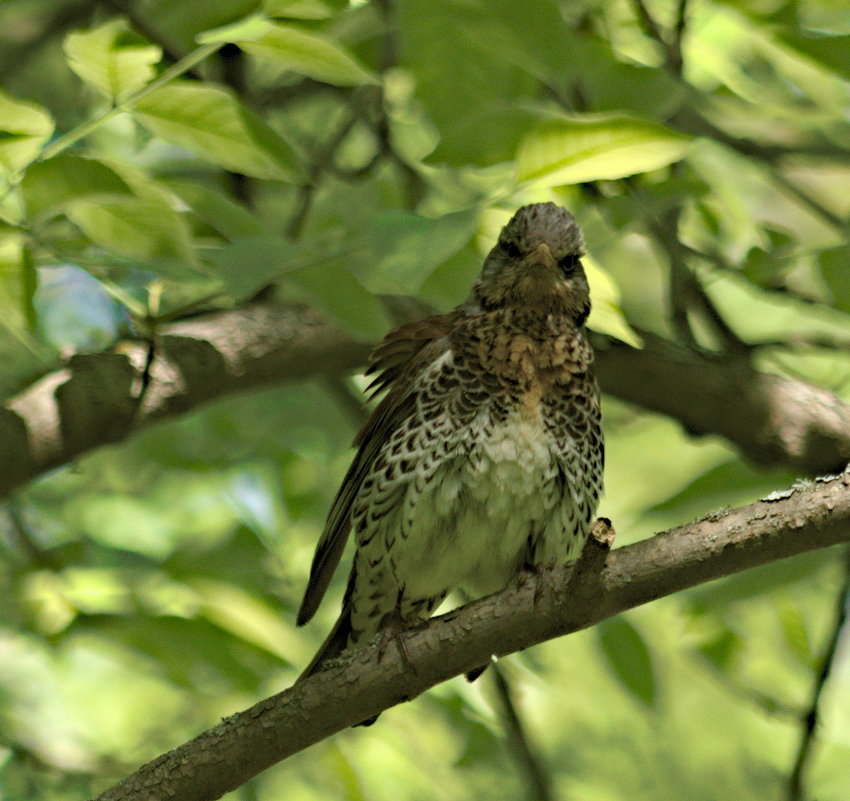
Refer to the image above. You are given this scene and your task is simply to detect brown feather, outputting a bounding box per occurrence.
[295,313,454,627]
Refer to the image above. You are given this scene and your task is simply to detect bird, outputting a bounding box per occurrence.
[296,201,604,687]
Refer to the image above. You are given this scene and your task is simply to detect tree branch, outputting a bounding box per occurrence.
[91,471,850,801]
[3,303,850,501]
[0,303,369,499]
[591,332,850,474]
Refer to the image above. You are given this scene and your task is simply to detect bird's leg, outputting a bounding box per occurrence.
[518,537,560,607]
[530,563,560,607]
[375,592,418,674]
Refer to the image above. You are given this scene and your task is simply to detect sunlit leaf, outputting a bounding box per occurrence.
[596,616,657,707]
[0,91,54,175]
[0,235,53,389]
[584,256,642,347]
[73,495,177,559]
[63,19,162,101]
[264,0,334,19]
[205,17,379,86]
[195,13,274,44]
[0,235,35,336]
[132,82,303,180]
[517,114,692,185]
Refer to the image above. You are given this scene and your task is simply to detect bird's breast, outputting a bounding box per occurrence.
[460,309,592,394]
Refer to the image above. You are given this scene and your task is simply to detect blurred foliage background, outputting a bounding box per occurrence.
[1,0,850,799]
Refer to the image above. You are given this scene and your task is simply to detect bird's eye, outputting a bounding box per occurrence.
[559,254,581,274]
[502,240,522,259]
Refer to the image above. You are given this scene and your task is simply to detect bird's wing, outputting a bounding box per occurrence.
[362,313,455,400]
[296,313,455,626]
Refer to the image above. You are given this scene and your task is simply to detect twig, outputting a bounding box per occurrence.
[35,41,224,165]
[787,546,850,801]
[670,0,689,74]
[286,112,360,239]
[630,0,666,49]
[630,0,686,74]
[218,43,254,206]
[632,190,747,353]
[491,666,555,801]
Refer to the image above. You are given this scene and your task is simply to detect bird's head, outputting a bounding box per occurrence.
[468,203,590,325]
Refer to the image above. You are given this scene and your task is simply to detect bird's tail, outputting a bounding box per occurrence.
[298,604,353,681]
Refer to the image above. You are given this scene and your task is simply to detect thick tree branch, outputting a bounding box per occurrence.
[3,304,850,501]
[92,471,850,801]
[591,332,850,474]
[0,304,369,498]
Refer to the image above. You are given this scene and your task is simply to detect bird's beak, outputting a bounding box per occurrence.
[523,242,557,271]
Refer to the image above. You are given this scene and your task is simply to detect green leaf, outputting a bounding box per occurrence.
[780,31,850,81]
[20,154,134,219]
[210,234,301,299]
[819,245,850,312]
[66,197,194,262]
[357,209,479,294]
[63,19,162,102]
[132,82,303,180]
[191,578,305,662]
[0,91,54,175]
[195,13,274,44]
[169,182,266,241]
[694,627,741,671]
[0,235,38,337]
[778,597,815,669]
[397,0,538,166]
[287,263,390,341]
[584,256,642,347]
[213,18,379,86]
[596,616,657,707]
[517,114,693,185]
[264,0,334,19]
[418,241,482,309]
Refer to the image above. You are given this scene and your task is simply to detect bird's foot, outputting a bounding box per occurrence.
[518,563,558,607]
[376,613,418,675]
